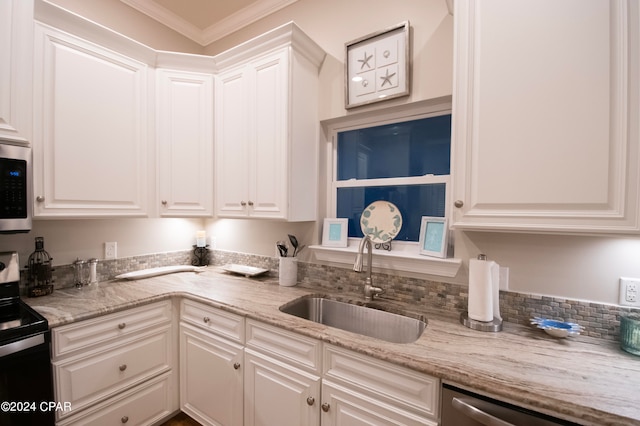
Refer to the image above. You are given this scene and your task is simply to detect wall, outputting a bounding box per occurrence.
[3,0,638,306]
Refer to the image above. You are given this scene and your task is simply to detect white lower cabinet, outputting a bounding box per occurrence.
[245,319,323,426]
[179,299,245,426]
[56,372,174,426]
[321,345,439,426]
[180,323,244,426]
[244,349,321,426]
[51,300,177,425]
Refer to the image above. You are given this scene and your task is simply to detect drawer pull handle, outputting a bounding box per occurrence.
[121,415,129,423]
[321,403,330,412]
[119,364,127,372]
[233,362,241,370]
[454,200,464,208]
[306,396,315,406]
[118,323,126,330]
[203,317,210,323]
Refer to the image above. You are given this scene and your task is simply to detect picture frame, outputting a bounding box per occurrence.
[322,218,349,247]
[418,216,448,258]
[345,21,410,109]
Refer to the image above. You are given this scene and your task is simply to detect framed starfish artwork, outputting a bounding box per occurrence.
[345,21,410,109]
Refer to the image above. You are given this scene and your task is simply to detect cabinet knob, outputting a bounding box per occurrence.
[240,201,247,206]
[203,317,210,323]
[118,322,126,330]
[161,200,168,206]
[306,396,315,406]
[119,364,127,372]
[248,200,254,206]
[233,362,241,370]
[454,200,464,208]
[36,196,44,202]
[121,416,129,423]
[321,403,330,412]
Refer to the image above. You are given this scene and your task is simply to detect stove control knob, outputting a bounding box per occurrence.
[0,262,5,272]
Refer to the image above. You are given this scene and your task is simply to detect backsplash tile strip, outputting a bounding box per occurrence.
[31,249,637,341]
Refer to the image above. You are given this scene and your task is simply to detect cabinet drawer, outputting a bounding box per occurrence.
[323,345,439,419]
[181,299,244,343]
[246,319,321,374]
[54,326,172,419]
[56,372,175,426]
[52,300,172,359]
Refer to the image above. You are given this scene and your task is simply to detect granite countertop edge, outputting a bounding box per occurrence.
[24,268,640,426]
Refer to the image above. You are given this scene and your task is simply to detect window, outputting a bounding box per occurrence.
[330,108,451,244]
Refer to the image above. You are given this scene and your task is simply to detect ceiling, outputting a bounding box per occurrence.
[121,0,299,46]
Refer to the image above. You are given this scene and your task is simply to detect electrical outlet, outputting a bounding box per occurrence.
[105,242,117,260]
[619,277,640,307]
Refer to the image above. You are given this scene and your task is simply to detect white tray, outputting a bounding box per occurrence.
[115,265,206,280]
[221,264,269,277]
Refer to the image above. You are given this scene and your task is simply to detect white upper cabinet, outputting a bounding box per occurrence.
[451,0,640,234]
[215,22,326,221]
[156,55,214,217]
[0,0,33,144]
[33,22,149,217]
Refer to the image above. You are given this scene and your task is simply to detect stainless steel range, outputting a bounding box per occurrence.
[0,251,54,425]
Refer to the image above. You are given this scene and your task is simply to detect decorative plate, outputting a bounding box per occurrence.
[360,201,403,244]
[222,264,269,278]
[530,317,584,338]
[116,265,206,280]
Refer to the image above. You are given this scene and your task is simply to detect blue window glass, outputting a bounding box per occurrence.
[337,115,451,181]
[337,184,446,242]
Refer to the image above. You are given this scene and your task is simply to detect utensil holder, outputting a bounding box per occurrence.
[279,257,298,287]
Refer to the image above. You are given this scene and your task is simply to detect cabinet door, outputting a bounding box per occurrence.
[321,381,437,426]
[180,323,243,426]
[249,50,288,219]
[0,0,32,144]
[157,69,213,217]
[244,348,320,426]
[451,0,640,233]
[33,23,149,217]
[215,66,249,217]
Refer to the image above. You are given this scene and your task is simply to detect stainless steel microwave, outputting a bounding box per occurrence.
[0,143,31,233]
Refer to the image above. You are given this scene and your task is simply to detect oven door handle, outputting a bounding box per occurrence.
[452,397,516,426]
[0,334,45,357]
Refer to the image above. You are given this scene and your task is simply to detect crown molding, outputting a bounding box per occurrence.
[121,0,299,46]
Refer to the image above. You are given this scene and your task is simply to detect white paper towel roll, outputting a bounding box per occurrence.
[468,257,501,322]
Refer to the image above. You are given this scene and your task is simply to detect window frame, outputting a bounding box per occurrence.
[326,100,453,248]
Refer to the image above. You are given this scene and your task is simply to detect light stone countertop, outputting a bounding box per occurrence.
[24,267,640,426]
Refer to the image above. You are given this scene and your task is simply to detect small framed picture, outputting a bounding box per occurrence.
[322,218,349,247]
[418,217,448,258]
[345,21,410,109]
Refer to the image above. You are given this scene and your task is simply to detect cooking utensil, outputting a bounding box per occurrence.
[288,234,299,256]
[276,241,288,257]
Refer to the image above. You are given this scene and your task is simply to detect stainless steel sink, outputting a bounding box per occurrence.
[279,296,426,344]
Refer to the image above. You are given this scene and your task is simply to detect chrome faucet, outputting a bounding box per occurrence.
[353,235,384,301]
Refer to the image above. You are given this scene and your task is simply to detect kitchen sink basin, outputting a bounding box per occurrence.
[279,296,426,344]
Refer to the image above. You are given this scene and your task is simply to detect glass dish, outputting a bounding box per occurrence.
[530,317,584,338]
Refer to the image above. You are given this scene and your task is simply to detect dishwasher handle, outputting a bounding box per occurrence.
[452,397,516,426]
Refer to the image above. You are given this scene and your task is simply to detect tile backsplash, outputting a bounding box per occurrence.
[32,249,636,341]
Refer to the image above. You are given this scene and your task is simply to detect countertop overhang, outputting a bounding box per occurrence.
[25,268,640,426]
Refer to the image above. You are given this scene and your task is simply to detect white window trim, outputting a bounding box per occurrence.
[310,97,462,278]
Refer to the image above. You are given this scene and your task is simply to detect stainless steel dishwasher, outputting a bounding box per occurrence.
[441,384,580,426]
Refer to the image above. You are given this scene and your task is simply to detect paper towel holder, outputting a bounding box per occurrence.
[460,311,503,332]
